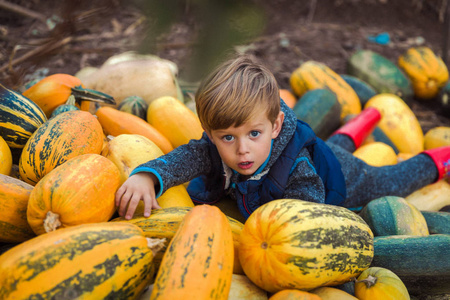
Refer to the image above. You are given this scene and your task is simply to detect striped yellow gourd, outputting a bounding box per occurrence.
[239,199,374,293]
[289,60,361,120]
[0,222,164,300]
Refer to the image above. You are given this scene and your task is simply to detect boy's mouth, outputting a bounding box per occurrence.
[238,161,253,169]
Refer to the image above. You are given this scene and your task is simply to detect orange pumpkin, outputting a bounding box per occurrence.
[279,89,298,109]
[19,110,104,185]
[22,73,115,117]
[0,174,35,243]
[0,136,12,175]
[269,289,322,300]
[96,106,174,154]
[27,154,121,235]
[354,267,409,300]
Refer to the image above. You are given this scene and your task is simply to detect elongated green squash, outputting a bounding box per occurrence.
[359,196,429,236]
[372,234,450,295]
[0,83,47,148]
[239,199,374,292]
[150,205,234,299]
[347,50,413,101]
[292,88,341,139]
[421,211,450,234]
[340,74,377,107]
[0,222,165,300]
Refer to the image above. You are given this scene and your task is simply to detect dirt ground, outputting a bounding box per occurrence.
[0,0,449,299]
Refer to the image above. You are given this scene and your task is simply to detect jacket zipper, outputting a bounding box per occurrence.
[242,194,251,216]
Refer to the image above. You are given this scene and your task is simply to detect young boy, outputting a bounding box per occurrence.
[115,55,450,220]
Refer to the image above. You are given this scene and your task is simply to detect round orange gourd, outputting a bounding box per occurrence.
[239,199,374,293]
[0,174,35,243]
[27,154,121,235]
[310,287,358,300]
[96,106,173,154]
[269,289,322,300]
[0,136,12,175]
[354,267,410,300]
[19,110,104,185]
[279,89,298,109]
[147,96,203,148]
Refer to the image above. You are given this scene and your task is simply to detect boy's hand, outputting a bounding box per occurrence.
[115,172,161,220]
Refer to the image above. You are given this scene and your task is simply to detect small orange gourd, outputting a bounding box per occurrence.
[354,267,410,300]
[26,154,121,235]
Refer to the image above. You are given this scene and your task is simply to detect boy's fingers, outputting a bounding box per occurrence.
[152,197,161,210]
[142,194,153,218]
[118,190,133,217]
[115,186,126,207]
[125,194,141,220]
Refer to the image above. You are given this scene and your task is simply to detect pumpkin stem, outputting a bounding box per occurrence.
[147,237,167,257]
[355,274,378,288]
[44,211,62,233]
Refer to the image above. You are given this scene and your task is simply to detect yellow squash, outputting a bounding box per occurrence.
[310,287,358,300]
[424,126,450,149]
[354,267,410,300]
[0,136,12,175]
[352,142,398,166]
[364,93,424,154]
[405,179,450,211]
[289,60,361,120]
[398,46,449,99]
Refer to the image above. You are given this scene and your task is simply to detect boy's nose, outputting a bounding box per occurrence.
[237,140,250,154]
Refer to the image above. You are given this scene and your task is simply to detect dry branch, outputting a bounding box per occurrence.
[0,0,47,23]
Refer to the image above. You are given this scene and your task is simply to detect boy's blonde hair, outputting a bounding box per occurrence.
[195,55,280,132]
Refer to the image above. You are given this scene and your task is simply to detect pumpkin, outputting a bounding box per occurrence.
[398,46,449,100]
[289,60,361,120]
[81,54,183,107]
[421,211,450,234]
[0,222,165,299]
[279,89,297,109]
[238,199,374,293]
[22,73,115,118]
[147,96,204,148]
[310,287,358,300]
[0,83,47,148]
[96,106,173,154]
[340,74,377,107]
[228,274,268,300]
[0,136,12,175]
[359,196,429,236]
[352,142,398,166]
[397,152,414,163]
[361,127,399,154]
[354,267,410,300]
[19,110,104,185]
[269,289,322,300]
[364,93,424,154]
[26,154,121,235]
[424,126,450,149]
[0,174,35,243]
[49,103,79,118]
[405,179,450,211]
[117,95,148,119]
[111,206,245,275]
[150,205,234,299]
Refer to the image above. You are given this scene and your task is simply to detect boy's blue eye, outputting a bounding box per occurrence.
[223,135,234,141]
[250,131,260,137]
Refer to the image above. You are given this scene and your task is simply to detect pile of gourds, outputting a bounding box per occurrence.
[0,47,449,300]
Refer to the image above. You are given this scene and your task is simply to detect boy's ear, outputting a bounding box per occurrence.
[271,111,285,139]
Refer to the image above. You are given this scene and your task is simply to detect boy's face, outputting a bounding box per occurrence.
[206,111,284,178]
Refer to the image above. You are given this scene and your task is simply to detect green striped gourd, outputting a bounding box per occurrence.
[117,95,148,119]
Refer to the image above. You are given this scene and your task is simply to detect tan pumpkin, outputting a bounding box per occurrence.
[27,154,121,235]
[310,287,358,300]
[269,289,322,300]
[96,106,173,154]
[354,267,410,300]
[228,274,268,300]
[0,136,12,175]
[150,205,234,299]
[147,96,204,148]
[405,179,450,211]
[19,110,104,185]
[0,174,35,243]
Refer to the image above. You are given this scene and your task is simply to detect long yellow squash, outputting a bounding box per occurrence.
[150,205,234,299]
[364,93,424,154]
[289,60,361,120]
[239,199,374,293]
[0,222,164,300]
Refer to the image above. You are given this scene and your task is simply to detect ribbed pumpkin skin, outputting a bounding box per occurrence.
[0,83,47,148]
[112,206,244,275]
[118,95,148,119]
[359,196,429,236]
[96,106,174,154]
[0,222,157,299]
[352,142,397,167]
[147,96,203,148]
[150,205,234,299]
[398,46,449,99]
[239,199,374,293]
[424,126,450,149]
[269,289,322,300]
[0,136,12,175]
[0,174,35,243]
[18,110,103,185]
[364,93,424,154]
[355,267,410,300]
[22,74,83,118]
[289,61,361,120]
[27,154,121,235]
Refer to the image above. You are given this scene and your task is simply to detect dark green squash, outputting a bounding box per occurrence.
[50,104,79,118]
[292,88,341,140]
[117,95,148,120]
[340,74,377,107]
[421,211,450,234]
[439,80,450,117]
